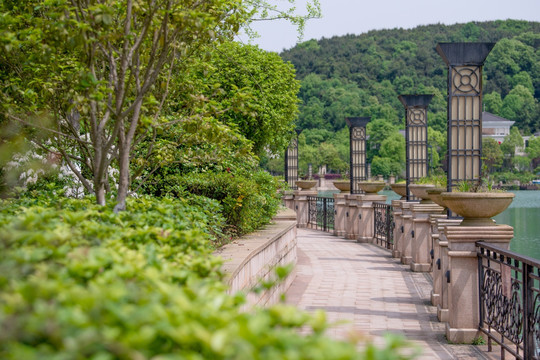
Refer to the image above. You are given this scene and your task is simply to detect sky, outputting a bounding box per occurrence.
[238,0,540,53]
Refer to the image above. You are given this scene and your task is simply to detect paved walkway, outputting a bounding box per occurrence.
[286,228,500,360]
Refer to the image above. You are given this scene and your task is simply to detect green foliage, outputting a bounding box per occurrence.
[527,136,540,160]
[482,138,504,173]
[0,193,419,359]
[169,41,300,156]
[500,85,538,134]
[500,127,524,157]
[415,175,447,188]
[162,170,282,237]
[283,20,540,145]
[0,0,252,209]
[493,171,536,184]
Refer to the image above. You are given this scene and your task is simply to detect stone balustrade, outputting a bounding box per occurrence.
[285,191,517,345]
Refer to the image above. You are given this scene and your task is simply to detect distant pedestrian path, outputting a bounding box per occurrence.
[285,228,499,360]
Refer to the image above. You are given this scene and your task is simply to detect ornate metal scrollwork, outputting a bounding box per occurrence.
[481,267,523,345]
[307,196,334,232]
[373,203,393,249]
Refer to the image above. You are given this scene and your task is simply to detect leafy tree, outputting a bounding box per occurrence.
[245,0,321,40]
[175,41,300,156]
[500,85,539,134]
[484,92,503,114]
[366,119,398,162]
[318,143,347,173]
[0,0,250,211]
[379,133,405,165]
[501,126,524,160]
[482,138,504,173]
[513,156,531,172]
[527,136,540,160]
[428,128,446,169]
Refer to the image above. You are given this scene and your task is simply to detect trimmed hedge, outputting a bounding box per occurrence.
[161,170,282,237]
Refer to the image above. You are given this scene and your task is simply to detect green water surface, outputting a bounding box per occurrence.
[494,190,540,260]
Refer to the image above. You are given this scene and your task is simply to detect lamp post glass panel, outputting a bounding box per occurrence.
[398,95,433,201]
[436,42,495,191]
[285,130,301,190]
[346,117,370,194]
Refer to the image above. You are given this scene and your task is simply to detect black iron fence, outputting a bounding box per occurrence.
[478,241,540,359]
[373,202,394,249]
[307,196,335,232]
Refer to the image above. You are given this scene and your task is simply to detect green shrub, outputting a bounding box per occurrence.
[165,170,281,237]
[493,171,536,184]
[0,194,418,359]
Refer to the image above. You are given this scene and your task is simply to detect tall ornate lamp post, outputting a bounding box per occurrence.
[398,95,433,201]
[436,42,495,191]
[284,129,302,190]
[346,117,370,194]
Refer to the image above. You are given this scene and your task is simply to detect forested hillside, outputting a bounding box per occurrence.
[268,20,540,178]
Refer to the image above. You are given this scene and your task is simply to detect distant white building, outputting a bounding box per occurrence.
[482,112,515,144]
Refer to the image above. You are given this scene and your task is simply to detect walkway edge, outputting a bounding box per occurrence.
[215,209,297,308]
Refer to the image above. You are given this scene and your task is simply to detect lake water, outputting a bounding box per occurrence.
[494,191,540,261]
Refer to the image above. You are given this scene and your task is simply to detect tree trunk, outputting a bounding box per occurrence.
[114,145,130,212]
[114,101,143,212]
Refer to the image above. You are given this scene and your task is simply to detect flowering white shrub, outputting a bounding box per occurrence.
[3,142,85,197]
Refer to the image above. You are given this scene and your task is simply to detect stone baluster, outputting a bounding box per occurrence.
[294,190,317,228]
[282,190,295,211]
[357,193,387,243]
[434,218,462,321]
[391,199,406,259]
[410,203,445,272]
[344,194,360,240]
[429,214,449,307]
[333,192,348,237]
[400,202,414,265]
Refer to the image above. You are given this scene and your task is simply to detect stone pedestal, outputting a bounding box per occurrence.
[282,190,295,211]
[357,194,387,243]
[294,190,317,228]
[344,194,360,240]
[434,218,461,319]
[391,200,405,258]
[410,204,444,272]
[333,193,348,237]
[444,224,514,343]
[400,202,414,265]
[429,214,449,307]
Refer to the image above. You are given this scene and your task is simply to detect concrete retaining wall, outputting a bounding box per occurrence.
[215,208,297,308]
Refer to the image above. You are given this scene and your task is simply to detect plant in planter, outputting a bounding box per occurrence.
[418,175,447,207]
[390,181,407,199]
[295,180,317,190]
[333,174,350,193]
[358,180,385,194]
[442,177,514,226]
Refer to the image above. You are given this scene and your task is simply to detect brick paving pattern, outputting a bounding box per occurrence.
[286,228,501,360]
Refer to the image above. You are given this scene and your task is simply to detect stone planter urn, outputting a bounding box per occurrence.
[358,181,385,194]
[333,180,350,193]
[441,192,515,226]
[426,187,447,208]
[390,183,407,199]
[409,184,435,204]
[295,180,317,191]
